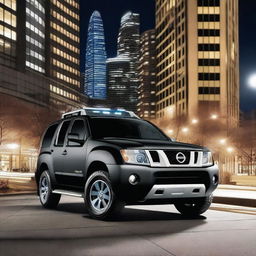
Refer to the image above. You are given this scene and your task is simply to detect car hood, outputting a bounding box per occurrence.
[99,138,206,151]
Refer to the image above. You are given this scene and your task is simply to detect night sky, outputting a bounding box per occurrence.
[80,0,256,112]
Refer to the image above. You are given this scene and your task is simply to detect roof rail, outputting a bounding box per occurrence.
[61,107,140,119]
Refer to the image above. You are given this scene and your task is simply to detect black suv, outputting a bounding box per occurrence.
[36,108,219,219]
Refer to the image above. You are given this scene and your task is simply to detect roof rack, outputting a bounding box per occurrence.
[61,107,140,119]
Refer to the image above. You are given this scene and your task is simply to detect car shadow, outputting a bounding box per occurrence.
[107,207,207,222]
[54,202,207,221]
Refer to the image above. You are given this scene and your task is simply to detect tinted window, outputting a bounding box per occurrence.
[89,118,169,141]
[68,120,87,146]
[41,124,58,148]
[56,121,71,146]
[199,87,220,94]
[70,120,86,139]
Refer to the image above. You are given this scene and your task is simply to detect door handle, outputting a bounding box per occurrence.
[62,150,67,156]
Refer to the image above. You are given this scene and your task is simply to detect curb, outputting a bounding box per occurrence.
[213,196,256,208]
[0,191,36,197]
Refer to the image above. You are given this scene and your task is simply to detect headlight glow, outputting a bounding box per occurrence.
[120,149,150,165]
[202,151,213,166]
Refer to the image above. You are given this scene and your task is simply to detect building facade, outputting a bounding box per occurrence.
[47,0,81,106]
[116,11,140,112]
[155,0,240,128]
[0,0,83,109]
[106,55,131,109]
[137,29,157,120]
[0,0,84,172]
[85,10,107,99]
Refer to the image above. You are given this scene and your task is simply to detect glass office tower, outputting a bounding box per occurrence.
[85,10,107,99]
[117,11,140,112]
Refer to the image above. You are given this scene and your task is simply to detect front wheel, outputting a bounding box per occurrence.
[39,170,61,209]
[174,195,213,217]
[84,171,124,220]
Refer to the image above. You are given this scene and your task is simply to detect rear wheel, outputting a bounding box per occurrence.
[174,196,213,216]
[39,170,61,209]
[85,171,124,220]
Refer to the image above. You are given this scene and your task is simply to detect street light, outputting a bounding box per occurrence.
[211,114,218,120]
[167,129,174,135]
[182,127,189,133]
[248,73,256,89]
[227,147,234,153]
[219,139,227,145]
[192,119,199,124]
[6,143,19,150]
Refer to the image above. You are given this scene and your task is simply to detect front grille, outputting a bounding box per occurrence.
[164,150,190,165]
[154,171,210,190]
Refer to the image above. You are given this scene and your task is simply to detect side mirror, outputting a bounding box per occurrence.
[67,133,84,145]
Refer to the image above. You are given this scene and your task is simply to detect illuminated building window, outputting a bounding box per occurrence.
[51,22,79,42]
[0,0,16,11]
[50,84,78,101]
[0,7,16,27]
[25,0,45,73]
[52,10,79,31]
[52,47,79,64]
[0,24,16,40]
[52,0,79,20]
[54,71,79,87]
[52,58,79,75]
[50,34,79,54]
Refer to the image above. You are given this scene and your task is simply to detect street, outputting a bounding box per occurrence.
[0,195,256,256]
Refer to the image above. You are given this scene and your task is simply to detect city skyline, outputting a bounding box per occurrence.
[80,0,256,112]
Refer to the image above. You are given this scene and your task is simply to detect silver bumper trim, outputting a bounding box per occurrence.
[145,184,206,199]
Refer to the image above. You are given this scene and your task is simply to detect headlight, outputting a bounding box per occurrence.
[202,151,213,166]
[120,149,150,165]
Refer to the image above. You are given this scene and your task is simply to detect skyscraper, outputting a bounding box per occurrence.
[0,0,82,108]
[85,11,107,99]
[116,11,140,112]
[155,0,239,128]
[137,29,156,120]
[106,55,131,109]
[47,0,81,101]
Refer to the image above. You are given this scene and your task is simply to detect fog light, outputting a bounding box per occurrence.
[212,175,218,185]
[129,174,139,185]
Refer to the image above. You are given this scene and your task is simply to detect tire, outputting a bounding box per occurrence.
[174,195,213,217]
[39,170,61,209]
[84,171,124,220]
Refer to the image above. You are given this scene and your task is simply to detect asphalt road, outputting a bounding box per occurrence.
[0,195,256,256]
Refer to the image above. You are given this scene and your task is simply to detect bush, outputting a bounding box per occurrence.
[221,171,232,184]
[0,180,9,191]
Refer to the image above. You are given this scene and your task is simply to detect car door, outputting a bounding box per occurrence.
[52,120,72,185]
[59,118,88,188]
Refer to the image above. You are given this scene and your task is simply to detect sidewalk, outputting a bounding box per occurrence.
[213,184,256,207]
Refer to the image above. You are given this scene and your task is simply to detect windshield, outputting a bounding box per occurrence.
[89,118,169,141]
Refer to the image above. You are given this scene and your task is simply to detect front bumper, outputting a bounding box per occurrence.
[107,164,219,203]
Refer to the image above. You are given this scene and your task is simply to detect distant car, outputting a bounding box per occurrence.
[36,108,219,220]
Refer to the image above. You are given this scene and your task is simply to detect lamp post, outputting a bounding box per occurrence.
[0,124,2,145]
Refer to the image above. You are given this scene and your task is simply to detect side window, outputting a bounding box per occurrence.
[41,124,58,148]
[68,119,87,146]
[55,121,71,147]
